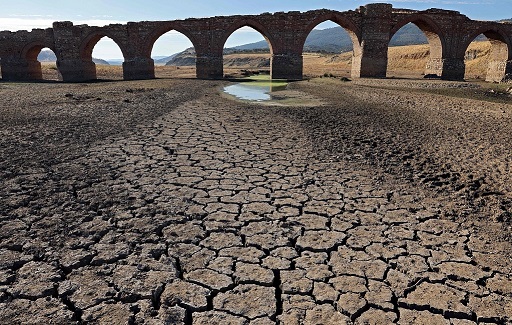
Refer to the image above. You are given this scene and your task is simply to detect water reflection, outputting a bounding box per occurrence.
[223,78,288,102]
[224,83,271,101]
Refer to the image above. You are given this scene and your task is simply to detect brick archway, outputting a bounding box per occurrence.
[462,26,511,82]
[143,23,199,60]
[220,19,277,54]
[299,14,362,79]
[20,42,59,80]
[1,3,511,82]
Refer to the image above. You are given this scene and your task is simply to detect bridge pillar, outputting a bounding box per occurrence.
[352,3,392,78]
[271,53,303,80]
[425,58,444,76]
[1,57,42,81]
[440,58,465,80]
[486,59,512,83]
[57,59,96,82]
[123,57,155,80]
[196,55,223,79]
[425,58,466,80]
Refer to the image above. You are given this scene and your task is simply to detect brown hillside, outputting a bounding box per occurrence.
[38,41,495,80]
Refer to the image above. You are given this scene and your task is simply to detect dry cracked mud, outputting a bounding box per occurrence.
[0,77,511,324]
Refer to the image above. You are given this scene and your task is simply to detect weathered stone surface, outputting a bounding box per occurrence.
[213,284,275,319]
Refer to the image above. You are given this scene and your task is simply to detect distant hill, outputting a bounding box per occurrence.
[166,24,429,66]
[37,50,110,65]
[155,54,178,65]
[231,23,430,53]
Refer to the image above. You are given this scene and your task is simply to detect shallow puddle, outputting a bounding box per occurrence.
[223,76,287,102]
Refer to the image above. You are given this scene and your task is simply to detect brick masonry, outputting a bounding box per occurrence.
[0,3,511,82]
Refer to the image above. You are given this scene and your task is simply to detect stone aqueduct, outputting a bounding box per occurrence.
[0,3,511,82]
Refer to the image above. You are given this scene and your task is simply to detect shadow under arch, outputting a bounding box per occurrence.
[390,14,445,77]
[462,25,511,82]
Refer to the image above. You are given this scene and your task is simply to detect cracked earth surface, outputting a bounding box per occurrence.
[0,78,511,324]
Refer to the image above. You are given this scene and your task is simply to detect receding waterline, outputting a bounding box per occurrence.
[223,76,288,102]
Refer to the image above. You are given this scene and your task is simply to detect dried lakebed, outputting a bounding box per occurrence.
[0,78,511,324]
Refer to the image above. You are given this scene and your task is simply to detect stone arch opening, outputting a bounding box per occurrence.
[144,24,198,79]
[80,34,126,80]
[463,28,510,82]
[151,30,195,78]
[301,20,358,78]
[35,47,60,81]
[18,43,60,81]
[222,24,273,78]
[219,20,274,78]
[388,18,444,78]
[301,15,361,79]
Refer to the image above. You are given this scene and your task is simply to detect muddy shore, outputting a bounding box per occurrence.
[0,77,511,324]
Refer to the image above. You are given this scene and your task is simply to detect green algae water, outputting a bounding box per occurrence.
[224,75,288,102]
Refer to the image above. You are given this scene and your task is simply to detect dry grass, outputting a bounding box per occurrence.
[33,41,495,81]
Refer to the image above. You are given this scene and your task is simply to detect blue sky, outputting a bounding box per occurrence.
[1,0,508,59]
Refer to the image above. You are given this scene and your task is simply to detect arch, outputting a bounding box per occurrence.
[18,42,59,80]
[462,25,511,60]
[151,28,196,78]
[388,15,445,77]
[143,23,199,59]
[21,42,56,62]
[79,31,127,62]
[391,14,445,59]
[462,25,511,82]
[220,19,277,54]
[78,32,126,80]
[223,25,272,77]
[301,13,361,54]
